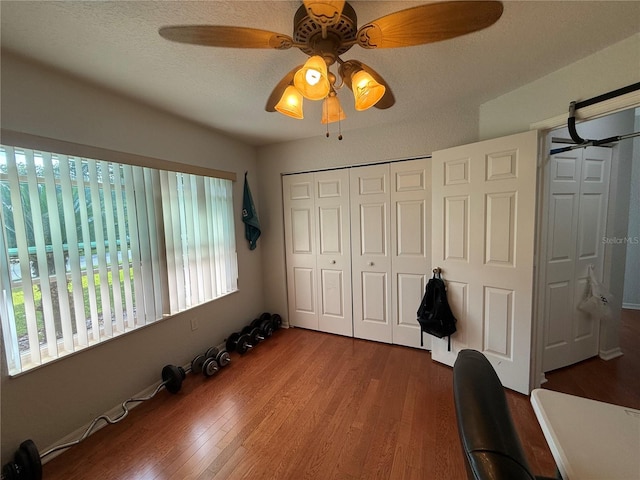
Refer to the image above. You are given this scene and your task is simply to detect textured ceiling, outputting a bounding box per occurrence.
[1,1,639,146]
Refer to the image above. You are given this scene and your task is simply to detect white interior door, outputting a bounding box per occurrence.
[390,159,431,349]
[351,164,392,343]
[315,169,353,336]
[283,174,318,330]
[542,145,611,372]
[431,130,538,394]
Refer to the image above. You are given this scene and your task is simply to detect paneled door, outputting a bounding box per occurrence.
[315,169,353,336]
[390,159,431,349]
[351,164,393,343]
[431,130,538,394]
[283,173,318,330]
[541,145,611,372]
[283,171,353,336]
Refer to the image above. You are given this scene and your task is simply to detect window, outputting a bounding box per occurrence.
[0,144,237,375]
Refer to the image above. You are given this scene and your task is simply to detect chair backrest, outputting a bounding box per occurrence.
[453,349,536,480]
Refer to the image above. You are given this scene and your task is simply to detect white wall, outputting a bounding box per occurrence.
[256,103,479,328]
[479,33,640,140]
[0,52,263,462]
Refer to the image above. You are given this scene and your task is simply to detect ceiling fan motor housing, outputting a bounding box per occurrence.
[293,2,358,64]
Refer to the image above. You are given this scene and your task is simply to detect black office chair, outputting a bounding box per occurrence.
[453,349,559,480]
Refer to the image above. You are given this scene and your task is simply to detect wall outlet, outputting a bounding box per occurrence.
[190,318,198,331]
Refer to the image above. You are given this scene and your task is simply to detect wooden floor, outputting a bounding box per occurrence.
[43,309,640,480]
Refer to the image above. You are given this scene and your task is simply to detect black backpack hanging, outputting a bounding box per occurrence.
[417,269,457,350]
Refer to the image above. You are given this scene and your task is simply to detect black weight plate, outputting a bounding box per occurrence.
[16,439,42,480]
[3,460,18,479]
[205,346,219,359]
[191,354,205,374]
[272,314,282,330]
[202,357,219,377]
[216,350,231,367]
[259,319,273,337]
[241,325,252,335]
[226,332,240,352]
[250,318,261,329]
[161,365,183,394]
[259,312,271,322]
[236,333,252,354]
[249,327,262,345]
[178,366,186,380]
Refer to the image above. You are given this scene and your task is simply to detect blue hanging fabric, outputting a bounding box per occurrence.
[242,171,261,250]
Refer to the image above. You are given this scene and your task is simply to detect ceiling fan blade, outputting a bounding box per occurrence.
[265,65,304,112]
[159,26,294,50]
[339,60,395,110]
[303,1,345,27]
[357,1,503,49]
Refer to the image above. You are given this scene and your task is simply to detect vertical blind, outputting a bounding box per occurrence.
[0,145,237,375]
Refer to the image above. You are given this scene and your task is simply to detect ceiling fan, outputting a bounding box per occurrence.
[159,1,503,131]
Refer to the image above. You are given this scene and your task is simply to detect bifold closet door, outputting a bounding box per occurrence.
[283,173,318,330]
[351,164,393,343]
[542,145,611,372]
[283,171,352,336]
[315,169,353,337]
[390,159,431,349]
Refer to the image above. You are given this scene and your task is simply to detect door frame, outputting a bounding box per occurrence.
[530,92,640,388]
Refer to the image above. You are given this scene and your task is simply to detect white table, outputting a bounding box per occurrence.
[531,389,640,480]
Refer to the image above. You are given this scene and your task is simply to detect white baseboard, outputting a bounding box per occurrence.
[599,347,624,361]
[622,303,640,310]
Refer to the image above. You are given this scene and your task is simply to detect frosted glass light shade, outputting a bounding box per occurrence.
[321,94,346,124]
[352,70,386,111]
[294,56,330,101]
[275,86,304,119]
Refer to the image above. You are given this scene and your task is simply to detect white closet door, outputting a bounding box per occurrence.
[283,174,318,330]
[431,130,538,394]
[573,147,611,360]
[542,146,611,372]
[351,164,393,343]
[390,159,431,349]
[315,169,353,336]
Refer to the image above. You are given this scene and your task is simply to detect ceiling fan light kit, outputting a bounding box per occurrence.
[351,69,386,111]
[322,92,346,125]
[159,1,503,136]
[293,55,331,101]
[275,85,305,119]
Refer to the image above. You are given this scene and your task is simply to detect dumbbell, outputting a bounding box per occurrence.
[161,364,187,393]
[1,363,186,480]
[271,313,282,330]
[1,439,41,480]
[241,325,265,345]
[250,312,274,338]
[225,331,253,354]
[191,347,231,377]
